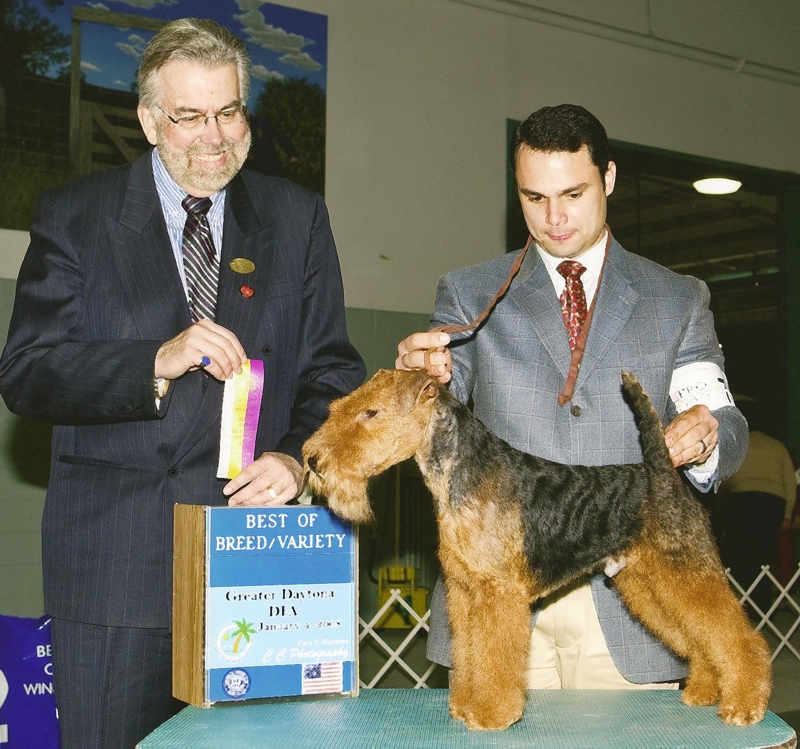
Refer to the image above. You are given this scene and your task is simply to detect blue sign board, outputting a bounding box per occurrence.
[202,506,357,703]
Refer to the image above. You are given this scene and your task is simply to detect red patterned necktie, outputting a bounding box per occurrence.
[181,196,219,322]
[557,260,588,350]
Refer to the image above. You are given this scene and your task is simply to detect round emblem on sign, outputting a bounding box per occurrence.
[222,669,251,698]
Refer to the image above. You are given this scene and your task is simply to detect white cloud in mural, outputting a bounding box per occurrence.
[278,50,322,72]
[87,3,111,10]
[116,32,147,60]
[251,64,285,82]
[81,61,102,72]
[235,9,306,54]
[116,43,139,59]
[234,7,323,73]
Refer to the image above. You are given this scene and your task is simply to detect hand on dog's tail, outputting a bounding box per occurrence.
[621,372,674,474]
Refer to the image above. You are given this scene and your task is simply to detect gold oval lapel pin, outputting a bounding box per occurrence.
[230,257,256,274]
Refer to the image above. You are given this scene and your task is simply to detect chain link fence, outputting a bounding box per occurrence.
[0,74,147,231]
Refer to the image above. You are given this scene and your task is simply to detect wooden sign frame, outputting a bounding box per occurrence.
[173,504,358,707]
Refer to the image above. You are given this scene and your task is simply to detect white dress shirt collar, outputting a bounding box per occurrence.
[535,229,608,306]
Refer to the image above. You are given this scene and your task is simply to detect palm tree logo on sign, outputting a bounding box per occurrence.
[215,618,257,662]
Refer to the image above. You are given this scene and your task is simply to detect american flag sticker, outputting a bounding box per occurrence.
[301,661,343,695]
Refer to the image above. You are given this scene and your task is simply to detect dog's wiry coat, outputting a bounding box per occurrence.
[303,369,771,731]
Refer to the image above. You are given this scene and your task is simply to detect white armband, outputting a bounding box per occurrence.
[670,362,729,485]
[669,362,733,413]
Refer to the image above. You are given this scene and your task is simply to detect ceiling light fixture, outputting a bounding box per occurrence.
[692,177,742,195]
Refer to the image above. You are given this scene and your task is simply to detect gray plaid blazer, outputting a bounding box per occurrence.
[425,237,748,683]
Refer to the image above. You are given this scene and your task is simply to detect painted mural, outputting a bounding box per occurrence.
[0,0,328,229]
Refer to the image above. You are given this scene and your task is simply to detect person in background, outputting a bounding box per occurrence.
[0,18,364,748]
[719,399,796,613]
[396,104,748,691]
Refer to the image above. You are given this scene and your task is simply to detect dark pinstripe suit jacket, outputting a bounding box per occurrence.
[426,238,748,683]
[0,151,365,629]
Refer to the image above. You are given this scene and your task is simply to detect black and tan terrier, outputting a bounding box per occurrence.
[302,369,771,731]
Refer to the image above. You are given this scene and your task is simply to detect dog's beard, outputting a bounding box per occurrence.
[305,469,374,524]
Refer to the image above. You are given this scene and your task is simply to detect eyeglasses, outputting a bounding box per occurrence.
[154,104,247,134]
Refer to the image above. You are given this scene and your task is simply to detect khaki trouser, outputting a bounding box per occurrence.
[525,577,680,690]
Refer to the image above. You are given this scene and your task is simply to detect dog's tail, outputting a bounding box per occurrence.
[621,371,674,473]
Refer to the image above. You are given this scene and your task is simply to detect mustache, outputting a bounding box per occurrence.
[188,143,231,155]
[187,130,252,159]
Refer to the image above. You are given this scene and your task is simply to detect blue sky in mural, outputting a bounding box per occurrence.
[30,0,327,102]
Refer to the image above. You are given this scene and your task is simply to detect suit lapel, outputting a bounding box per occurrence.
[108,153,192,341]
[512,251,573,380]
[108,152,206,431]
[572,240,640,395]
[215,172,276,334]
[507,240,640,402]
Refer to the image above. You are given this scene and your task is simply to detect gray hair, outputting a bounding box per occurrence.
[138,18,251,107]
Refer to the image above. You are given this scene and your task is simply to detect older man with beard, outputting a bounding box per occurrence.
[0,18,364,749]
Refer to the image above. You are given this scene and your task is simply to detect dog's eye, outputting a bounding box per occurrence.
[360,409,378,420]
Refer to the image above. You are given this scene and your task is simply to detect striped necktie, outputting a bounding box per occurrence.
[181,196,219,322]
[557,260,588,350]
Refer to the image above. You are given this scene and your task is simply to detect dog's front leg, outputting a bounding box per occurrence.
[447,575,530,730]
[445,578,478,725]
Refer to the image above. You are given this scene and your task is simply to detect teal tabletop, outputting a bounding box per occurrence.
[137,688,797,749]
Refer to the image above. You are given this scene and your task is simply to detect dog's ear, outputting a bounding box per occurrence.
[396,371,438,416]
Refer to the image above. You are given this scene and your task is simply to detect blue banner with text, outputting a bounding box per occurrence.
[0,615,60,748]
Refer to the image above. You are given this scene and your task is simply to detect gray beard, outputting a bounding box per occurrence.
[157,126,252,194]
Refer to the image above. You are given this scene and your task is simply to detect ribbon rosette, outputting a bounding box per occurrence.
[217,359,264,479]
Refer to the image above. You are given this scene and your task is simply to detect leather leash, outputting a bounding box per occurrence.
[431,234,533,338]
[427,228,611,407]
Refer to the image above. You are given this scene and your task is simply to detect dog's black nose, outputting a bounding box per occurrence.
[307,454,320,476]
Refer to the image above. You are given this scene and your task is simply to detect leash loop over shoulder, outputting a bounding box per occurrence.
[432,235,533,338]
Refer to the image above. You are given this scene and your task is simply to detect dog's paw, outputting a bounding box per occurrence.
[681,679,719,707]
[448,679,472,724]
[449,699,469,723]
[717,701,767,727]
[463,705,523,731]
[458,692,525,731]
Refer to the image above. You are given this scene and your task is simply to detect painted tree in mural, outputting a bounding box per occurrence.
[0,0,71,230]
[251,77,326,196]
[0,0,69,77]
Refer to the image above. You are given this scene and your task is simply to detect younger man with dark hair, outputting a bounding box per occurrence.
[398,103,747,690]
